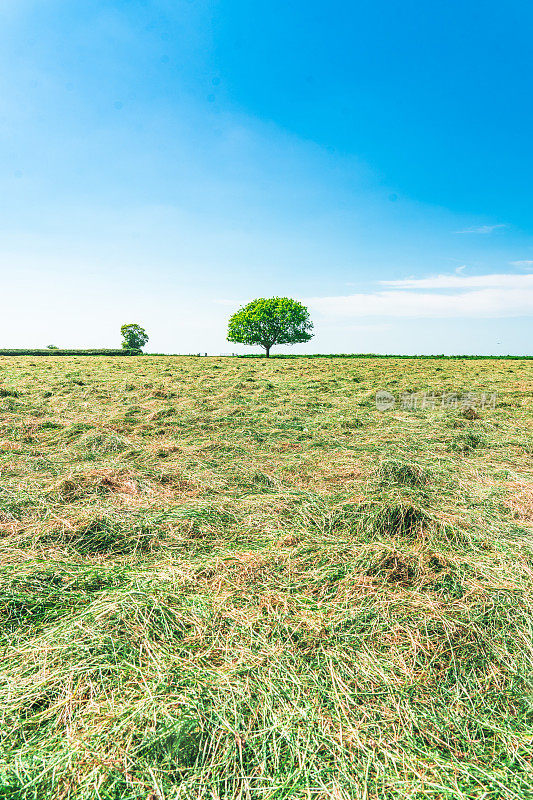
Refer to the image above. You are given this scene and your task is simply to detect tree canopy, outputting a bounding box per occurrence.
[227,297,314,357]
[120,323,149,351]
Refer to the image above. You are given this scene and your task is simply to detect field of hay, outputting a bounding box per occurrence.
[0,355,532,800]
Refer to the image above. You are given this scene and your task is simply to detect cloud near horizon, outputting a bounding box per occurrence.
[306,273,533,319]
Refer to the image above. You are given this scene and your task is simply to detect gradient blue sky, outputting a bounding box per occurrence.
[1,0,532,354]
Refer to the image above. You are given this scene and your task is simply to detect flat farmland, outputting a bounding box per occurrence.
[0,355,532,799]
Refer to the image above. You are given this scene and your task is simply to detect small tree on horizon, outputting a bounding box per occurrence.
[120,323,149,352]
[227,297,314,357]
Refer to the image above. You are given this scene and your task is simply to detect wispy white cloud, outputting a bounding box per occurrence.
[319,322,391,332]
[454,224,507,234]
[306,273,533,319]
[379,273,533,289]
[510,260,533,270]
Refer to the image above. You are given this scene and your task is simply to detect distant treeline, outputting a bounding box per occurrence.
[0,350,530,359]
[131,352,532,359]
[235,353,532,360]
[0,349,141,356]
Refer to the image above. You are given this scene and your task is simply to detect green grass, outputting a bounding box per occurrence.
[0,355,532,799]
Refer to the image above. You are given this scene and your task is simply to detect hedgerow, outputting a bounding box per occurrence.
[0,349,141,356]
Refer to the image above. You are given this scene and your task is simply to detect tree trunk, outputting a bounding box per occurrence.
[265,345,270,358]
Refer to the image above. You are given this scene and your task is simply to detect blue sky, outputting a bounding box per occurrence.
[1,0,532,354]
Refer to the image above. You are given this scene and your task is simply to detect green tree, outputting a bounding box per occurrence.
[120,323,149,351]
[227,297,313,358]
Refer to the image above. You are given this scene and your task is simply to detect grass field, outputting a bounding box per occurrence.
[0,355,532,800]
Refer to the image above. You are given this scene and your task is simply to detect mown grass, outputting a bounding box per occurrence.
[0,355,532,799]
